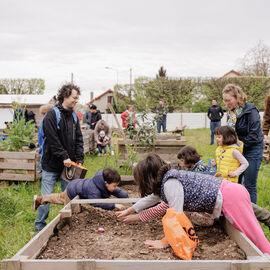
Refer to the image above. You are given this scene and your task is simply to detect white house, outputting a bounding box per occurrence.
[88,89,114,113]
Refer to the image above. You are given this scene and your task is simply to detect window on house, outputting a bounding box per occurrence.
[107,96,114,104]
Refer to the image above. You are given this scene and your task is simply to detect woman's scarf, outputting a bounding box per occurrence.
[226,106,243,129]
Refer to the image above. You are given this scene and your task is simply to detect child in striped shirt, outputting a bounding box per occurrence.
[118,146,216,226]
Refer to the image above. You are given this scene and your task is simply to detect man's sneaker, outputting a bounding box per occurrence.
[33,195,42,211]
[98,153,102,156]
[111,150,115,156]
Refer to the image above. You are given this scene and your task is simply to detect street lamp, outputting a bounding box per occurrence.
[105,66,119,86]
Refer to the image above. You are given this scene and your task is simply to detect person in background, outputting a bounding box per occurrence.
[75,110,82,122]
[1,121,11,141]
[89,104,102,130]
[222,84,264,204]
[96,130,109,156]
[35,83,84,231]
[33,168,128,211]
[156,100,168,133]
[94,119,114,156]
[121,105,136,132]
[262,93,270,144]
[207,99,224,145]
[85,106,92,130]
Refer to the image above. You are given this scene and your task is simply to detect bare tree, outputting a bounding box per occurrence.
[238,41,270,76]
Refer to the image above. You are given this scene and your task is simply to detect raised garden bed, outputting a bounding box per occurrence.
[117,135,186,163]
[2,180,270,270]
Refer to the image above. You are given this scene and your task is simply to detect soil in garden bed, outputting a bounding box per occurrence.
[37,184,246,261]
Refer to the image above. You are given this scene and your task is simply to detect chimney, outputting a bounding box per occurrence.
[90,91,94,101]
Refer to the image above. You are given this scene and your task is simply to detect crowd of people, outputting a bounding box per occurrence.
[30,82,270,257]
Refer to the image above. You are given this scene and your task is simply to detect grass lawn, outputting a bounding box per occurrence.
[0,128,269,261]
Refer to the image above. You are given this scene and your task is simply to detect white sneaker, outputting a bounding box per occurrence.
[98,153,101,156]
[111,150,115,156]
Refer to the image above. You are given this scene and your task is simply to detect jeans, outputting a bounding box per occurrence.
[97,144,107,154]
[35,170,67,230]
[86,124,91,130]
[210,121,221,144]
[238,142,264,204]
[157,120,166,133]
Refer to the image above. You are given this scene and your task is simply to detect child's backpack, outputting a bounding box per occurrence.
[38,107,78,172]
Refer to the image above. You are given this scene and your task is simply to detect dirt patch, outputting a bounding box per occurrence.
[38,184,246,261]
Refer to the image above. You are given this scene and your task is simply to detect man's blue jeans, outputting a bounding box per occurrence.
[157,121,166,133]
[239,142,264,204]
[35,170,67,231]
[210,121,221,144]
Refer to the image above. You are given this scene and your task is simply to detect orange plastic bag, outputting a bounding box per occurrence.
[162,208,199,260]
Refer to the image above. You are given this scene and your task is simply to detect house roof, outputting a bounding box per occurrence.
[88,89,113,104]
[222,70,242,77]
[0,94,52,105]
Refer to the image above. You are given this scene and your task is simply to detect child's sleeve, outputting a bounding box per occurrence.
[111,188,129,198]
[232,150,249,176]
[138,202,169,222]
[87,191,116,210]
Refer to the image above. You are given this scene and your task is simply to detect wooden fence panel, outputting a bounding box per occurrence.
[0,151,38,183]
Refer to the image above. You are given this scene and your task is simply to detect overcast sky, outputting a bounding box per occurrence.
[0,0,269,103]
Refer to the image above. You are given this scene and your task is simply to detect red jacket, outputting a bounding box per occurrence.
[121,110,136,128]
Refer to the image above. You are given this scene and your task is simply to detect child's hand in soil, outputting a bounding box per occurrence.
[115,207,135,218]
[144,240,164,249]
[115,204,126,210]
[121,214,140,223]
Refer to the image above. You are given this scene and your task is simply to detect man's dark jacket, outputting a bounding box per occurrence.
[207,105,224,122]
[67,170,128,210]
[90,110,102,130]
[42,103,84,172]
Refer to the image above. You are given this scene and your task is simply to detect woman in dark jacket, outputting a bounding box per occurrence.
[222,84,264,204]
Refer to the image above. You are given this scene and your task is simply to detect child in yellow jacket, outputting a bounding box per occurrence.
[214,126,248,183]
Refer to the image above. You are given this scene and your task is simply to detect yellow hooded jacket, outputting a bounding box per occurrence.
[215,141,244,183]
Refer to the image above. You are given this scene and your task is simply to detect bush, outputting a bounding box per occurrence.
[1,105,36,151]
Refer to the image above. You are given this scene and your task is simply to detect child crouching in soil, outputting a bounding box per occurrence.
[117,146,217,226]
[117,153,270,254]
[34,168,128,211]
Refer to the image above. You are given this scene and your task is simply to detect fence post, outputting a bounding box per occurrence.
[205,113,207,128]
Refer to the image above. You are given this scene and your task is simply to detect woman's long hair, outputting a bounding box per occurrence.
[133,153,171,197]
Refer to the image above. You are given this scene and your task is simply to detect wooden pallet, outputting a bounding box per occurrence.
[2,197,270,270]
[117,138,186,163]
[0,151,40,184]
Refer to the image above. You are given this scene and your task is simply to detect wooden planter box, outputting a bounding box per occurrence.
[117,137,186,163]
[82,130,96,154]
[2,195,270,270]
[0,151,40,183]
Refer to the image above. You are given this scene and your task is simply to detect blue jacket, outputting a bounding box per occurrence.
[235,102,263,148]
[66,170,128,210]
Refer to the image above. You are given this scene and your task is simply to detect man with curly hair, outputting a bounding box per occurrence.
[35,83,84,231]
